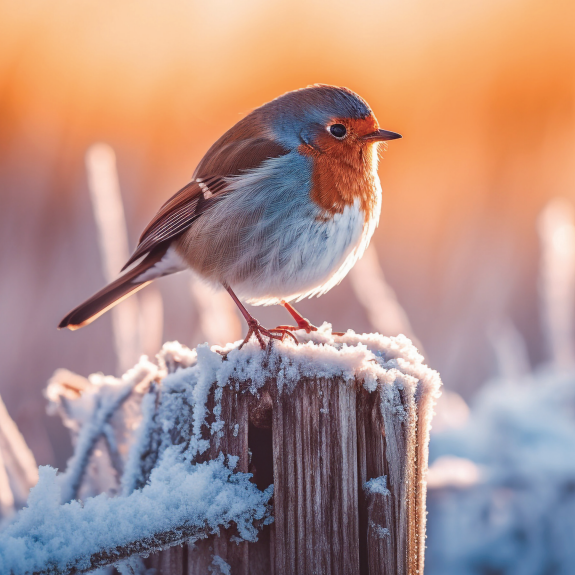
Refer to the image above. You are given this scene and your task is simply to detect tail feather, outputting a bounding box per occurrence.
[58,247,167,330]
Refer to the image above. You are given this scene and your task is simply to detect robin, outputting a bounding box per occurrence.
[59,84,401,348]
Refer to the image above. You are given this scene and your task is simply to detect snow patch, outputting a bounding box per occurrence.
[363,475,390,497]
[0,450,272,575]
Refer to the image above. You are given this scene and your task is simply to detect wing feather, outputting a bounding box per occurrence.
[122,136,289,270]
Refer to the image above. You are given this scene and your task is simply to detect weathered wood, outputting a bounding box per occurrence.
[142,367,434,575]
[148,543,187,575]
[357,388,393,574]
[356,378,430,575]
[271,377,360,575]
[151,384,253,575]
[188,386,251,575]
[412,381,435,575]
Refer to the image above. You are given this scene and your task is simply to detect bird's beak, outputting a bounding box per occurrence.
[362,129,402,142]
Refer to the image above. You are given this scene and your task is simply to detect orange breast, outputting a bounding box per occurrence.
[300,141,380,219]
[298,116,381,219]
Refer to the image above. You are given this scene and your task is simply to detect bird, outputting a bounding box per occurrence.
[59,84,401,349]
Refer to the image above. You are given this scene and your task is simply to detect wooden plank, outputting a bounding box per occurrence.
[411,381,434,575]
[188,383,251,574]
[271,377,360,575]
[213,386,250,575]
[357,387,394,575]
[148,543,187,575]
[357,378,426,575]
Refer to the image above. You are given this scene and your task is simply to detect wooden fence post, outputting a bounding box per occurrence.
[40,332,440,575]
[144,334,440,575]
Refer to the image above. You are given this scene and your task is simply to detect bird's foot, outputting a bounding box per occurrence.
[279,300,345,336]
[239,319,298,350]
[275,323,345,337]
[279,301,318,333]
[274,316,318,334]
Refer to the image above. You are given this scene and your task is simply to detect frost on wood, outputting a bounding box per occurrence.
[0,453,272,575]
[46,360,159,503]
[1,324,441,575]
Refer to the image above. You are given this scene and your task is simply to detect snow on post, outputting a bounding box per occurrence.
[0,325,441,575]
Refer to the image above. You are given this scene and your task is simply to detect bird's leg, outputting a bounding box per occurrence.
[225,287,298,349]
[274,300,318,333]
[275,300,345,336]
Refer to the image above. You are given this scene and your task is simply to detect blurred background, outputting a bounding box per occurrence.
[1,0,575,572]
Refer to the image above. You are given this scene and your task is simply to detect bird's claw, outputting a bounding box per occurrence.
[274,318,318,334]
[239,320,298,350]
[274,320,345,337]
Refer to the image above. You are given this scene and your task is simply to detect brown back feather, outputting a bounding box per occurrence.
[122,124,288,270]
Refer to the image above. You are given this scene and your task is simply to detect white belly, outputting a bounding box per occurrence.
[235,199,377,305]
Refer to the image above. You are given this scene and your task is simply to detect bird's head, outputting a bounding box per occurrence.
[261,84,401,157]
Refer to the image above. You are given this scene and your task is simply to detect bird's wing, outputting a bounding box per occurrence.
[122,137,288,270]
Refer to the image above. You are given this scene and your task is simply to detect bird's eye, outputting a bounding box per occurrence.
[329,124,347,139]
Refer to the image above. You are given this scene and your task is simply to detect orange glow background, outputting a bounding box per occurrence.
[1,0,574,467]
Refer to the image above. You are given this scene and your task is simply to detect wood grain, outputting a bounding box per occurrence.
[146,371,432,574]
